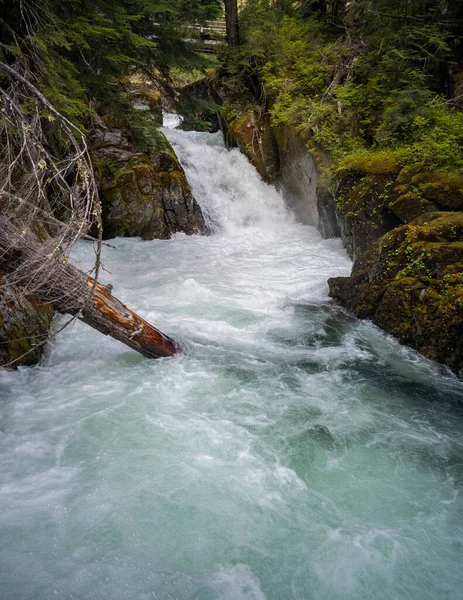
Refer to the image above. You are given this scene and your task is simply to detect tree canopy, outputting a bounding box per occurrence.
[0,0,222,341]
[219,0,463,174]
[0,0,222,124]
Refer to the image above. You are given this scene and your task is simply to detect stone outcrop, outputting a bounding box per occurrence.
[331,164,463,375]
[218,100,339,237]
[335,162,463,260]
[92,127,206,240]
[0,277,54,368]
[273,125,340,238]
[328,212,463,375]
[220,103,280,182]
[181,78,463,374]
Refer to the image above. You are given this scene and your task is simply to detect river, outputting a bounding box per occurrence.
[1,121,463,599]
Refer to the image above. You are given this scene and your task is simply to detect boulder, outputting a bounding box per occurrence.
[93,128,207,240]
[334,164,463,260]
[328,212,463,375]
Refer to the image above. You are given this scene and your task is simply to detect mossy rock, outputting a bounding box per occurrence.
[388,192,436,223]
[220,103,279,182]
[329,212,463,375]
[0,278,54,368]
[334,167,463,259]
[335,172,402,258]
[94,129,206,240]
[410,172,463,211]
[337,150,402,177]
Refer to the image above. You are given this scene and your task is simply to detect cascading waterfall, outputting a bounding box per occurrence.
[0,120,462,600]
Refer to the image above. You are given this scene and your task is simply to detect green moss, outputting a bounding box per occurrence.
[337,149,402,176]
[95,128,204,240]
[410,172,463,211]
[329,211,463,374]
[158,170,189,190]
[0,278,54,368]
[224,106,255,149]
[388,192,433,223]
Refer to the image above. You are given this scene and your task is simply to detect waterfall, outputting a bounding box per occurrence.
[0,121,462,600]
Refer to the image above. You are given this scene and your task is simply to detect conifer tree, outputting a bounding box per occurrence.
[0,0,221,363]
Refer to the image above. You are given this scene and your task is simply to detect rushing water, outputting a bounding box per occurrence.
[1,121,463,600]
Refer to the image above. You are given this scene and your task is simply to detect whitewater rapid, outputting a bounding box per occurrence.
[0,122,462,600]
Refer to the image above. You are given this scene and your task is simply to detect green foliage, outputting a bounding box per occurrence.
[337,149,403,175]
[400,102,463,173]
[222,0,463,176]
[0,0,222,127]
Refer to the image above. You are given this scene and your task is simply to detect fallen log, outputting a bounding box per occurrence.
[0,216,177,359]
[82,278,176,358]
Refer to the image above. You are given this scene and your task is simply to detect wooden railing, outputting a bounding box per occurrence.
[184,19,227,53]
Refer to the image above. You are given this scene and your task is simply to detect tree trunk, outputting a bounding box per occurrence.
[0,217,177,359]
[79,278,176,358]
[224,0,240,47]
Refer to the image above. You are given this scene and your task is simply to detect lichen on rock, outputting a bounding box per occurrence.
[328,212,463,375]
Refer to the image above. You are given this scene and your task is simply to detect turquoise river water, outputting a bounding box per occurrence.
[1,121,463,600]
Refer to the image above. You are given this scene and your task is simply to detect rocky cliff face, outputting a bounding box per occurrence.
[0,278,54,368]
[335,164,463,260]
[93,127,207,240]
[273,126,340,239]
[329,212,463,375]
[219,100,339,238]
[219,102,280,182]
[207,84,463,374]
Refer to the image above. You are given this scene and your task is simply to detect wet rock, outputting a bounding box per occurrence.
[93,128,206,240]
[317,187,341,239]
[274,126,321,227]
[0,277,54,368]
[308,424,336,447]
[220,102,280,182]
[328,212,463,376]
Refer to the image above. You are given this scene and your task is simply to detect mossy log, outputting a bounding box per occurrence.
[0,217,176,360]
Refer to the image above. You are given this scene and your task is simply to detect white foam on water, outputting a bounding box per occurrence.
[1,121,463,600]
